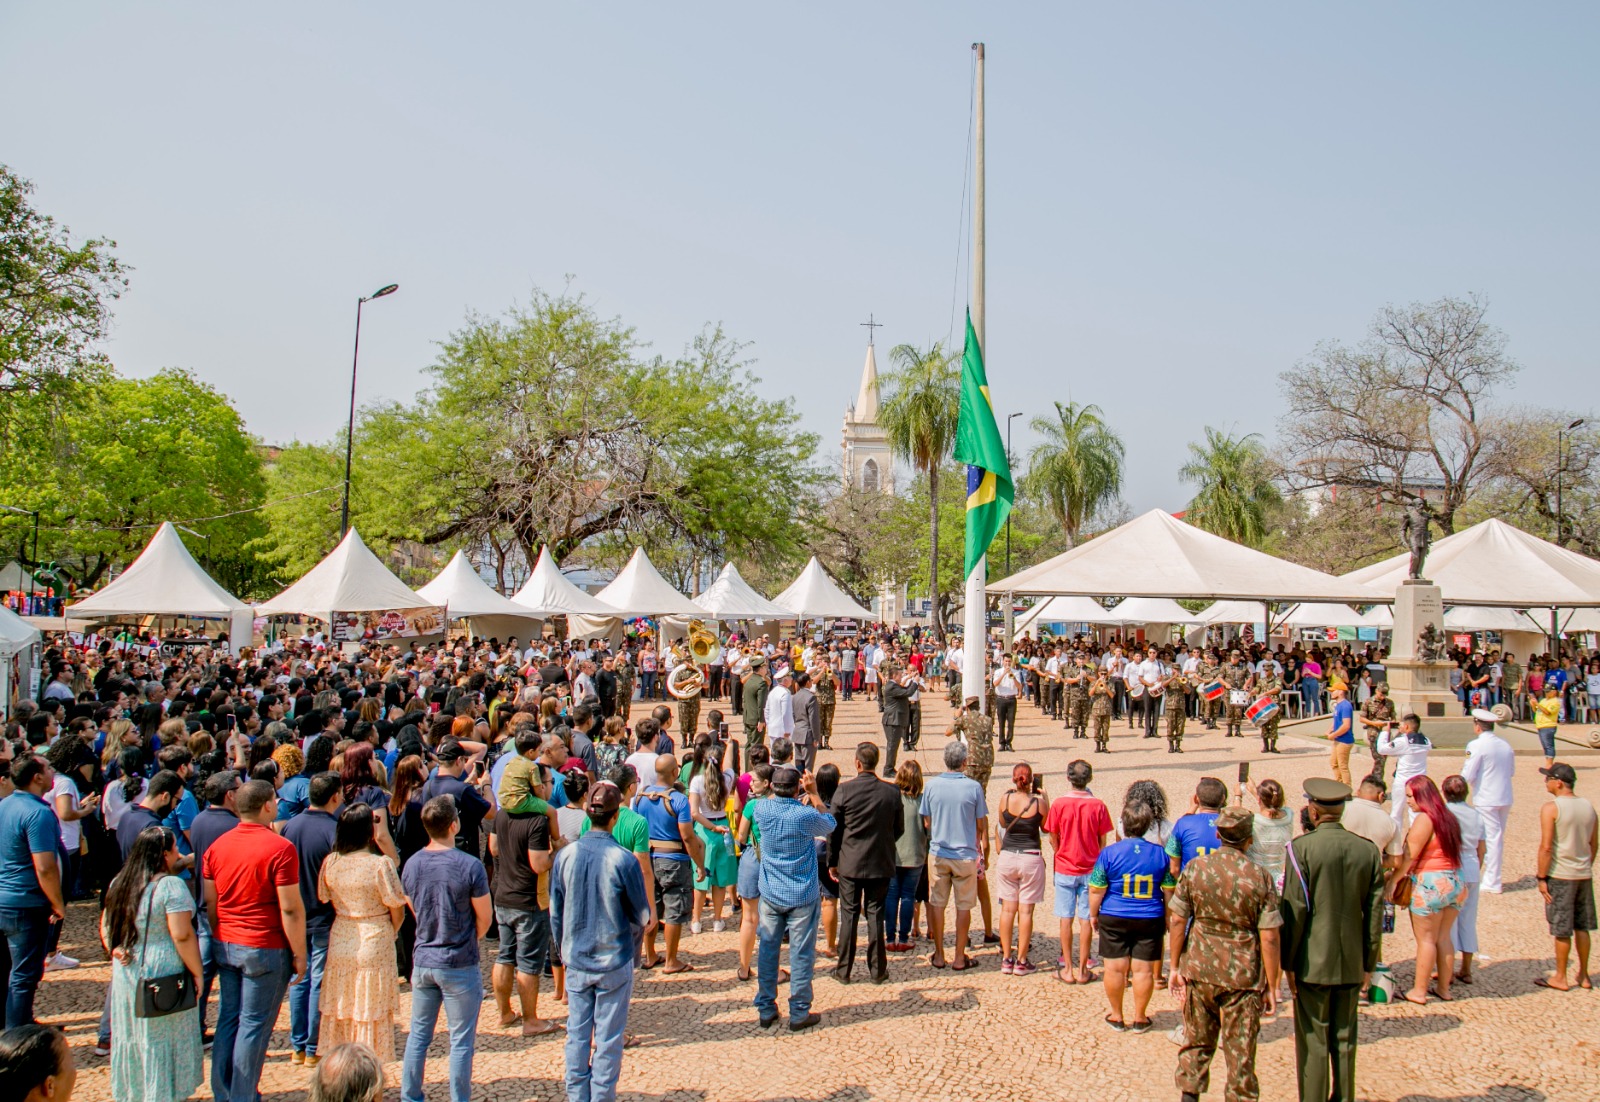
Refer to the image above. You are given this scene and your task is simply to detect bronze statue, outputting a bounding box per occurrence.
[1416,622,1446,663]
[1402,498,1433,580]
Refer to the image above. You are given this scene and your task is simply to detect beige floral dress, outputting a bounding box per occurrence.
[317,850,407,1061]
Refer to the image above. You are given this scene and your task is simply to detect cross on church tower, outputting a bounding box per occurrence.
[860,314,882,346]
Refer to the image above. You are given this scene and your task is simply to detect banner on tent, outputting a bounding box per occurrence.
[331,606,445,642]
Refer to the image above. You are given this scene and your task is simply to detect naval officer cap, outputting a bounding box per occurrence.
[1303,777,1353,805]
[1470,708,1498,725]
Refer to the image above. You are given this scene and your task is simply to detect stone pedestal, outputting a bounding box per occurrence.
[1386,579,1458,721]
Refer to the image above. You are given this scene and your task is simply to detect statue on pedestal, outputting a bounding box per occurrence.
[1402,498,1433,580]
[1416,622,1446,663]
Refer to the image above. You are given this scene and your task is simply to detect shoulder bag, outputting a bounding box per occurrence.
[133,880,198,1019]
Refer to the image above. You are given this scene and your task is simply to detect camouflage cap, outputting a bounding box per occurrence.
[1215,805,1254,845]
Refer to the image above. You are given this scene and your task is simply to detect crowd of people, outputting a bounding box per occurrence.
[0,623,1595,1102]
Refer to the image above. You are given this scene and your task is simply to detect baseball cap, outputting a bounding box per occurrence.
[1540,762,1578,785]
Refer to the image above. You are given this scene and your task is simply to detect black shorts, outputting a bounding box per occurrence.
[651,856,694,926]
[1547,877,1598,940]
[1097,914,1165,962]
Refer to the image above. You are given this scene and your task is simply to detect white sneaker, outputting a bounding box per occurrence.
[689,921,703,936]
[92,1044,111,1058]
[45,953,79,971]
[712,919,727,933]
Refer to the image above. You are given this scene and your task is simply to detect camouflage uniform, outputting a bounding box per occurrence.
[1064,660,1090,738]
[814,666,837,748]
[1197,660,1223,726]
[676,670,703,742]
[1169,846,1283,1102]
[614,659,635,724]
[1360,695,1396,777]
[954,711,995,789]
[1166,673,1190,753]
[1254,672,1284,753]
[1222,662,1250,737]
[1089,676,1113,752]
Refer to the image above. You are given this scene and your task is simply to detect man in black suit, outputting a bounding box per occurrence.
[881,668,916,776]
[827,742,904,984]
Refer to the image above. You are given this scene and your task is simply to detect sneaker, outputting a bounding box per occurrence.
[1001,957,1016,975]
[45,953,79,971]
[983,932,1001,945]
[306,1055,321,1067]
[291,1051,305,1066]
[1013,959,1039,977]
[92,1044,111,1059]
[689,921,703,936]
[712,919,727,934]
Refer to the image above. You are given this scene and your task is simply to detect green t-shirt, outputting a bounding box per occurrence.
[580,806,649,854]
[741,794,765,847]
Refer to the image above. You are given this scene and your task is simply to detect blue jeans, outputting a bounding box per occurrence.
[564,964,635,1102]
[288,926,331,1055]
[0,905,52,1030]
[402,964,482,1102]
[885,866,921,942]
[756,897,819,1021]
[212,942,293,1102]
[1302,679,1322,716]
[197,907,217,1035]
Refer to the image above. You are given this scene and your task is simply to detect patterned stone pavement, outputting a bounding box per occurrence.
[40,692,1600,1100]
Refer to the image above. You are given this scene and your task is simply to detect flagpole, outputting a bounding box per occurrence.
[962,41,988,714]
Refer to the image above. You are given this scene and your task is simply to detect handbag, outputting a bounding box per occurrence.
[1390,873,1415,909]
[133,882,198,1019]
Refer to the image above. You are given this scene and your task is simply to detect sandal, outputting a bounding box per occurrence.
[1533,976,1572,992]
[1055,966,1078,984]
[661,961,695,975]
[949,958,980,972]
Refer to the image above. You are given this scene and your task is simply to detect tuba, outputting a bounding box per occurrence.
[686,619,720,666]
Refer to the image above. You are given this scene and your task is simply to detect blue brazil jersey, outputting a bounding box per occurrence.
[1090,837,1175,920]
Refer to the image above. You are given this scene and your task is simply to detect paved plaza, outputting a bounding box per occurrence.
[40,694,1600,1101]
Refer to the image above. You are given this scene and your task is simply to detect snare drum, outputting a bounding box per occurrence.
[1201,680,1227,702]
[1246,697,1279,727]
[1228,689,1250,707]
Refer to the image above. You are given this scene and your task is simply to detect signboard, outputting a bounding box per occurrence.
[331,606,445,642]
[1451,633,1474,651]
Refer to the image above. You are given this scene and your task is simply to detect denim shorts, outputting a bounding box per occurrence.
[737,847,760,900]
[1538,727,1558,758]
[494,906,551,975]
[1053,872,1091,920]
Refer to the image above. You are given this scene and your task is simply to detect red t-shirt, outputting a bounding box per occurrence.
[202,821,299,949]
[1043,791,1114,875]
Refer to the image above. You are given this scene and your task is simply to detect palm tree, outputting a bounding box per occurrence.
[1025,401,1125,547]
[880,341,960,639]
[1179,427,1283,547]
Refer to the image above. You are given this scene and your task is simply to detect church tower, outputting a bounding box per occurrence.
[841,341,895,493]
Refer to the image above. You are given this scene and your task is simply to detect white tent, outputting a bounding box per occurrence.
[256,529,442,637]
[417,551,544,639]
[1343,518,1600,608]
[1201,600,1266,626]
[1276,603,1371,628]
[68,522,250,620]
[772,557,874,620]
[991,510,1390,604]
[1100,596,1206,625]
[1015,595,1112,636]
[511,548,622,619]
[593,548,705,619]
[0,604,38,657]
[1443,605,1530,632]
[693,563,794,621]
[1,603,41,720]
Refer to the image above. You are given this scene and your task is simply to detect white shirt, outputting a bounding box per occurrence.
[1137,658,1163,690]
[624,750,661,790]
[50,775,83,850]
[1182,654,1202,677]
[992,667,1022,698]
[1448,802,1485,883]
[764,683,795,737]
[945,647,964,673]
[1461,731,1516,807]
[1376,729,1432,787]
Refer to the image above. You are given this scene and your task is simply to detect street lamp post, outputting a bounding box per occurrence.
[1005,412,1023,575]
[341,284,400,538]
[1556,418,1586,547]
[0,504,40,605]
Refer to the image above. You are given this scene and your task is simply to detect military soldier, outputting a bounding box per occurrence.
[949,695,996,789]
[813,660,838,749]
[1222,651,1250,737]
[1359,685,1397,778]
[1168,806,1282,1102]
[1064,654,1090,739]
[1280,779,1386,1102]
[741,655,770,769]
[613,652,635,724]
[1254,666,1285,754]
[675,661,704,741]
[1089,670,1113,752]
[1197,650,1224,729]
[1166,668,1190,753]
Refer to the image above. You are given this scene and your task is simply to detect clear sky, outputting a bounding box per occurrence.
[4,4,1596,512]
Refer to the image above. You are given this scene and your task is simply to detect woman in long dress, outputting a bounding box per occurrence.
[103,825,203,1102]
[318,802,408,1061]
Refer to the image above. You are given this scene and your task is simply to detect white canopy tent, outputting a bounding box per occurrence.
[1014,595,1112,636]
[592,548,705,619]
[772,557,874,620]
[1201,600,1265,626]
[511,548,623,619]
[1275,603,1372,628]
[692,563,795,621]
[1442,605,1530,633]
[417,551,544,640]
[991,510,1391,604]
[256,529,443,640]
[66,522,254,650]
[1100,596,1206,626]
[1,603,42,720]
[1343,518,1600,608]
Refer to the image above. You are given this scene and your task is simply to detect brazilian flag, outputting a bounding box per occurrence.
[953,309,1013,579]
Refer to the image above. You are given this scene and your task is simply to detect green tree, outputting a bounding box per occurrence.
[879,341,959,639]
[1024,400,1124,547]
[1180,427,1282,548]
[0,369,267,591]
[254,440,352,582]
[0,164,128,402]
